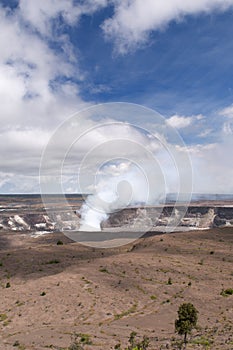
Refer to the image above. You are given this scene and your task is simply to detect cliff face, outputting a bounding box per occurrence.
[102,205,233,230]
[0,211,80,233]
[0,204,233,233]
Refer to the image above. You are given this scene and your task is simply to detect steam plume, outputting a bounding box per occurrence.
[78,160,164,231]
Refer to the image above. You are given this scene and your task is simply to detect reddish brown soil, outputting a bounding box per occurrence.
[0,228,233,349]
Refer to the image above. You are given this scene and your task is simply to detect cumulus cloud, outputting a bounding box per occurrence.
[19,0,108,38]
[102,0,233,53]
[0,4,85,124]
[166,114,194,129]
[19,0,79,36]
[222,121,233,135]
[218,105,233,136]
[165,110,233,193]
[198,129,212,138]
[219,104,233,118]
[0,2,90,192]
[191,140,233,193]
[0,0,232,195]
[166,114,212,141]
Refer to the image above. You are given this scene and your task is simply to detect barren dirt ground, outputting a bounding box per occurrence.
[0,228,233,349]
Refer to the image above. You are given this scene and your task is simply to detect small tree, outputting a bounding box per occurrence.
[175,303,198,349]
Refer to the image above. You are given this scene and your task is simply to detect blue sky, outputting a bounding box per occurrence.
[0,0,233,194]
[77,10,233,116]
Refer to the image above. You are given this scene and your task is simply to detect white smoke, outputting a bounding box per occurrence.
[78,160,165,231]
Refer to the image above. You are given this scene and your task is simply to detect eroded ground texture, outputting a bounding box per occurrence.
[0,227,233,349]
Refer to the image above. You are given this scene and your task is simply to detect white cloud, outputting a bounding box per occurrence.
[0,5,84,126]
[219,105,233,136]
[102,0,233,53]
[172,141,233,194]
[198,129,212,138]
[219,104,233,118]
[19,0,79,36]
[0,1,232,195]
[190,139,233,193]
[19,0,109,38]
[0,3,89,192]
[166,114,193,129]
[223,122,233,135]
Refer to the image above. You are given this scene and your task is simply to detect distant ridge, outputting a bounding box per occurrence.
[166,193,233,202]
[0,193,233,202]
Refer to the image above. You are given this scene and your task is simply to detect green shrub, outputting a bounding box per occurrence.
[99,266,109,273]
[57,240,64,245]
[191,336,213,346]
[78,333,92,345]
[13,340,20,347]
[68,333,92,350]
[46,259,60,264]
[0,314,7,322]
[114,304,137,320]
[220,288,233,297]
[129,332,149,350]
